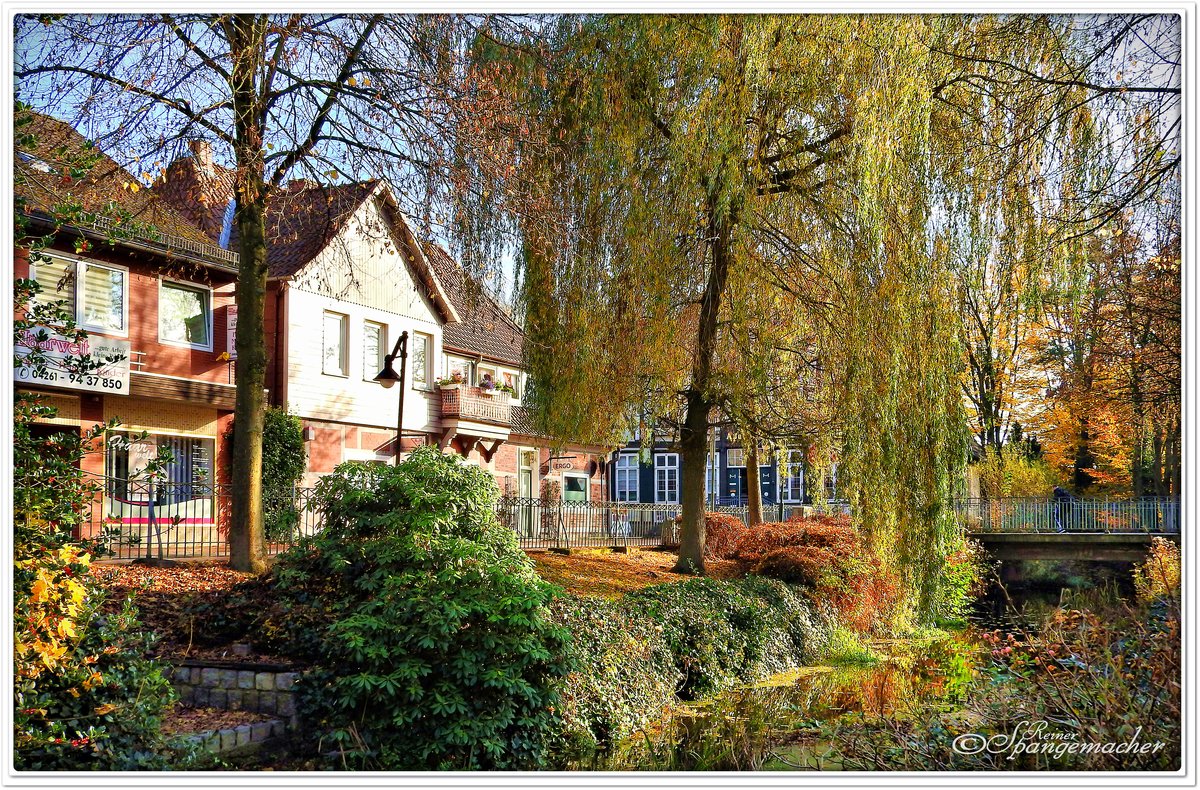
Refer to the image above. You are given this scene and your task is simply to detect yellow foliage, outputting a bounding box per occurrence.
[1133,537,1181,603]
[15,546,93,679]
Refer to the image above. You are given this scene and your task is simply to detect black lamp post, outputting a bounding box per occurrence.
[373,330,409,462]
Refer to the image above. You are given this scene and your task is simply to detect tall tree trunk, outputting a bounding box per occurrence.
[1166,411,1181,496]
[745,440,763,526]
[674,195,735,575]
[228,15,268,573]
[1072,419,1096,493]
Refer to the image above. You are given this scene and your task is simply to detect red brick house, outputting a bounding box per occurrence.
[15,113,240,545]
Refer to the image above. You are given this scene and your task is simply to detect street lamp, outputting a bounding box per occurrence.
[373,330,409,462]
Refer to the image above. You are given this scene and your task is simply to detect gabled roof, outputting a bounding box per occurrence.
[264,180,380,278]
[154,153,375,278]
[15,112,235,269]
[421,242,524,367]
[155,156,460,323]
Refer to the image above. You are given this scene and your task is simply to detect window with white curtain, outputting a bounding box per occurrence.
[29,254,127,335]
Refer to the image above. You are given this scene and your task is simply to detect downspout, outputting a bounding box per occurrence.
[276,281,289,406]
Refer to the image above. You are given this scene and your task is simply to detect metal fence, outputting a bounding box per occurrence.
[64,478,326,560]
[496,497,682,550]
[954,497,1181,534]
[23,474,1181,560]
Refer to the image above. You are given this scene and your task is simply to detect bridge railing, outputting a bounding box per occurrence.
[953,497,1180,534]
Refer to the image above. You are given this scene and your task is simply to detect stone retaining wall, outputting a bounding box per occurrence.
[171,664,302,727]
[186,719,290,756]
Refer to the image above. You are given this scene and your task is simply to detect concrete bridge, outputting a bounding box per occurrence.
[957,497,1181,562]
[969,531,1180,562]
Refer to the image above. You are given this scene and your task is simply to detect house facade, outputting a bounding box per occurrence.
[610,426,838,510]
[157,146,611,498]
[15,113,241,546]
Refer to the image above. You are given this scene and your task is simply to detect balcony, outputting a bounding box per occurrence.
[439,386,512,426]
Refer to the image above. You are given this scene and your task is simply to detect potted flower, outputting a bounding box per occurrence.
[437,371,465,390]
[478,373,497,397]
[495,382,515,395]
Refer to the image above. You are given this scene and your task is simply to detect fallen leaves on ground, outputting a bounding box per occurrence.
[160,704,274,737]
[532,547,744,599]
[90,561,288,663]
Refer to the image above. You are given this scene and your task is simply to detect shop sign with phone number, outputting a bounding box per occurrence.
[14,326,131,395]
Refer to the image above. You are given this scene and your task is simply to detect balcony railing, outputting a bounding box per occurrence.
[439,385,511,426]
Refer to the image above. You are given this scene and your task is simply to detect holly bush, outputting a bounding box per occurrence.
[263,447,572,770]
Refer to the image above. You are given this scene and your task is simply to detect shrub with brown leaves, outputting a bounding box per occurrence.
[731,516,858,565]
[731,517,901,634]
[668,512,747,559]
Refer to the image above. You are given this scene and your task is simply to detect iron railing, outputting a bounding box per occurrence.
[64,479,326,560]
[21,474,1181,560]
[954,497,1180,534]
[496,496,683,550]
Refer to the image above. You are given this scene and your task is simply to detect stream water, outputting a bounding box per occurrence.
[647,567,1143,771]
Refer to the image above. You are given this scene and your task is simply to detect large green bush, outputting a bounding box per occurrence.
[621,576,829,700]
[263,448,571,770]
[547,595,681,764]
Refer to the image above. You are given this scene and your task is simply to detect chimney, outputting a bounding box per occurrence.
[189,139,213,176]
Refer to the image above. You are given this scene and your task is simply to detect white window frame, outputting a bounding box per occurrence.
[500,369,521,399]
[726,447,746,468]
[655,453,680,504]
[322,311,349,377]
[781,449,806,503]
[362,320,387,381]
[615,452,640,503]
[31,253,130,338]
[444,354,474,385]
[562,471,590,503]
[411,331,433,389]
[158,277,214,351]
[706,454,720,503]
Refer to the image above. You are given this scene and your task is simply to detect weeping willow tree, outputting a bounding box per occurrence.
[453,13,1174,622]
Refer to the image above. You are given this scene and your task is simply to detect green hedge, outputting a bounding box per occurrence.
[622,576,829,700]
[547,595,681,763]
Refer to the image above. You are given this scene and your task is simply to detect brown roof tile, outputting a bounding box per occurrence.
[264,181,379,278]
[421,242,524,367]
[154,153,378,278]
[16,112,220,254]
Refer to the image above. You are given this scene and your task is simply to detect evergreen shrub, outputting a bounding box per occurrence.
[547,595,680,763]
[620,576,827,700]
[262,447,571,770]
